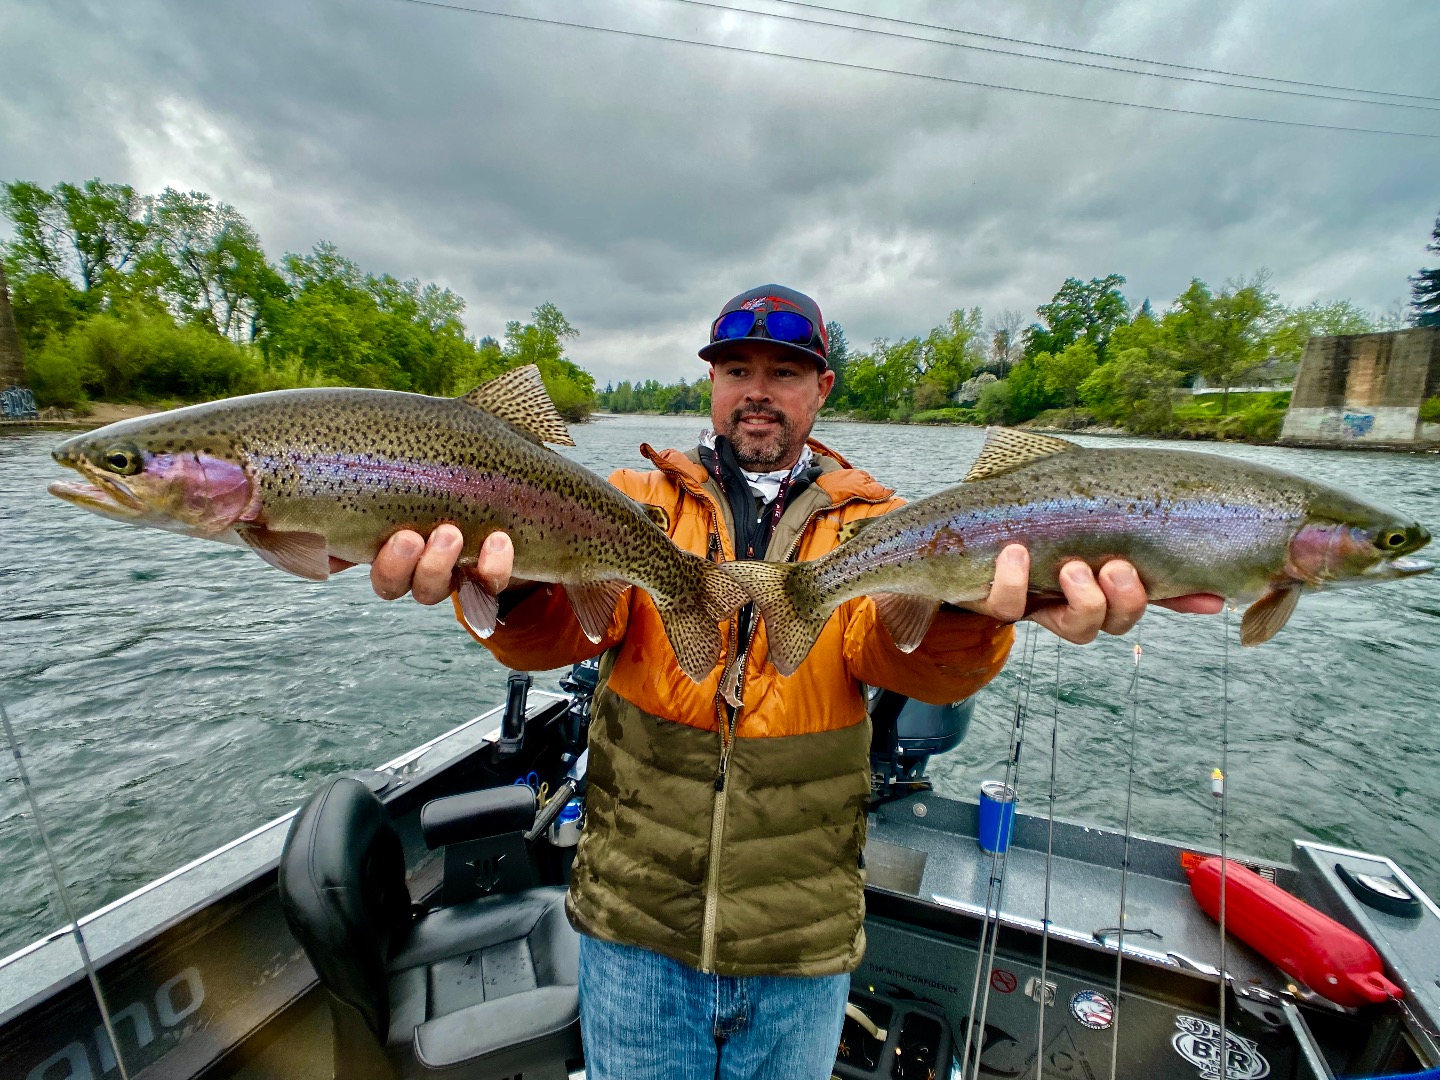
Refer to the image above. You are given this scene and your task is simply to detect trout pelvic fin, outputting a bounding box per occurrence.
[872,593,941,653]
[461,364,576,447]
[567,579,630,643]
[964,427,1078,482]
[238,526,331,580]
[717,560,834,677]
[1240,585,1301,645]
[458,575,500,638]
[652,558,751,682]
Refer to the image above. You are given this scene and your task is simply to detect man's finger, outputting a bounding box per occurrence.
[412,524,465,606]
[962,544,1028,623]
[1034,561,1107,644]
[475,531,516,596]
[1097,560,1148,637]
[371,530,425,600]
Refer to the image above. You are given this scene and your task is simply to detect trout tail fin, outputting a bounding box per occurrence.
[652,554,752,682]
[718,560,836,677]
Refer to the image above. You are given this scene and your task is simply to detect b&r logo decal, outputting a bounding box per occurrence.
[1172,1015,1270,1079]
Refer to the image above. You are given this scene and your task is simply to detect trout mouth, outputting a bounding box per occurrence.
[48,460,148,518]
[1373,555,1435,580]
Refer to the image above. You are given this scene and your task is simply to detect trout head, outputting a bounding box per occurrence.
[1286,496,1432,589]
[49,421,258,539]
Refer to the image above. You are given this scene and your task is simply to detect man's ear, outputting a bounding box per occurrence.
[817,368,836,405]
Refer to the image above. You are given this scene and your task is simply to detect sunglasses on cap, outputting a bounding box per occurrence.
[711,308,816,347]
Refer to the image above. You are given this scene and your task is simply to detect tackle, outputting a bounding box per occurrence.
[721,427,1433,676]
[48,365,748,682]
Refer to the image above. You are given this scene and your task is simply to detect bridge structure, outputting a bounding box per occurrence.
[1280,327,1440,448]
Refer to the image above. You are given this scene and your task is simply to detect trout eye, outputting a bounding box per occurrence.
[1381,530,1408,550]
[103,447,141,475]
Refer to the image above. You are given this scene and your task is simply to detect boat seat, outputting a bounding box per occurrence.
[279,775,582,1080]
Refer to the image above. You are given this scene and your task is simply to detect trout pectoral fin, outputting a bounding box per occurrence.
[239,527,331,581]
[1240,585,1301,646]
[568,578,629,642]
[458,576,500,638]
[873,593,941,653]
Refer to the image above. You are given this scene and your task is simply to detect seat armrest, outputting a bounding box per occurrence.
[421,787,537,849]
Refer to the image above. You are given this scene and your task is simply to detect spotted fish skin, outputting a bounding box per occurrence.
[720,428,1432,676]
[49,367,749,681]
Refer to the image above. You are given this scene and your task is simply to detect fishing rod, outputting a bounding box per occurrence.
[1,696,131,1080]
[961,621,1043,1080]
[1108,640,1144,1080]
[1034,636,1062,1080]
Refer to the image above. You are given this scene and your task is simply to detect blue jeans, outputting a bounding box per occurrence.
[578,934,849,1080]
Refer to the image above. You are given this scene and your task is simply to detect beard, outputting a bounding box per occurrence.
[720,405,798,470]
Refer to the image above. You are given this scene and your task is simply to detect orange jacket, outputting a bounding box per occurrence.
[457,438,1014,736]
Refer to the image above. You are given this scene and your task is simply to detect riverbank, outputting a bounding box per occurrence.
[0,402,165,435]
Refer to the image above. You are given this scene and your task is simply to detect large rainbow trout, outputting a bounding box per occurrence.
[722,427,1432,676]
[49,365,747,681]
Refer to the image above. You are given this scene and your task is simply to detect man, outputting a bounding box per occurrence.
[370,285,1220,1078]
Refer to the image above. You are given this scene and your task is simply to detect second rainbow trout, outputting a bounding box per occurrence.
[721,427,1432,675]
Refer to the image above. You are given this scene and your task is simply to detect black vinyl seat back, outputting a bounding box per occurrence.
[279,775,411,1042]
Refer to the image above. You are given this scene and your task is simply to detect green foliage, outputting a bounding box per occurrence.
[501,302,596,421]
[1079,346,1180,434]
[1164,273,1284,412]
[975,379,1013,425]
[1034,340,1098,417]
[910,407,977,425]
[599,376,710,414]
[3,177,596,419]
[1026,275,1129,360]
[25,311,299,408]
[1416,396,1440,423]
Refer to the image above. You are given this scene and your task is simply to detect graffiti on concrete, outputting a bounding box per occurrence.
[1341,412,1375,438]
[1,386,38,420]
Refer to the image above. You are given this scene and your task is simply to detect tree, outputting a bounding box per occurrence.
[1034,340,1098,425]
[986,308,1025,376]
[1164,274,1282,414]
[914,307,982,410]
[0,263,24,388]
[1,179,149,297]
[1026,274,1130,361]
[145,188,286,340]
[1412,211,1440,327]
[503,302,595,421]
[846,338,920,420]
[824,320,849,407]
[1079,348,1180,434]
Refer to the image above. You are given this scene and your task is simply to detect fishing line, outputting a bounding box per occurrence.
[1034,635,1062,1080]
[1,698,131,1080]
[1219,607,1231,1080]
[1108,637,1143,1080]
[960,620,1037,1080]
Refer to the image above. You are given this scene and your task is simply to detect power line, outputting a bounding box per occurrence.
[907,0,1440,105]
[391,0,1440,139]
[694,0,1440,113]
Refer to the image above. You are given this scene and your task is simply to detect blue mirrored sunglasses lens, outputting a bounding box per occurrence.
[764,310,813,343]
[714,310,756,340]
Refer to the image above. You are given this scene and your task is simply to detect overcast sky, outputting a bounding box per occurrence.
[2,0,1437,383]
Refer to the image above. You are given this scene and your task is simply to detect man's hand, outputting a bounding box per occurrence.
[365,525,521,605]
[960,544,1224,645]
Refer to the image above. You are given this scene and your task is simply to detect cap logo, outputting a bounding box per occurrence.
[741,295,801,313]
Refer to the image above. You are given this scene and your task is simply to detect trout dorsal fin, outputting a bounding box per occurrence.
[461,364,576,447]
[963,427,1078,482]
[836,515,881,546]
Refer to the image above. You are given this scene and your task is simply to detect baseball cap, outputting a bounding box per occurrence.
[698,284,829,369]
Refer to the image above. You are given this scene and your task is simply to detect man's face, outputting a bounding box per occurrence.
[708,343,835,471]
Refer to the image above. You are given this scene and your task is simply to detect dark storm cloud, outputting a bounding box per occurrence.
[2,0,1437,381]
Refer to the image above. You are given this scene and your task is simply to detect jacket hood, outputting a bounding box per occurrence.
[639,436,894,506]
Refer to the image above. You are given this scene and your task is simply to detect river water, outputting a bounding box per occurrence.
[2,414,1438,958]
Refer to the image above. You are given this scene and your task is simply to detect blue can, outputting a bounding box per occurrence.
[977,780,1017,854]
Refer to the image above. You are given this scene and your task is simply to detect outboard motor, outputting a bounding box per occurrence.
[868,688,974,802]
